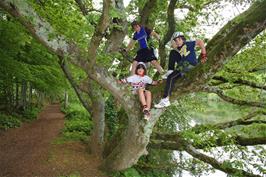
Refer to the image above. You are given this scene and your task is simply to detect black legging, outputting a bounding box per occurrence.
[163,50,183,98]
[163,70,182,98]
[168,50,182,70]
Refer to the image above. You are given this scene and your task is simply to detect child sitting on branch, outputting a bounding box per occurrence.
[155,32,207,108]
[119,62,159,120]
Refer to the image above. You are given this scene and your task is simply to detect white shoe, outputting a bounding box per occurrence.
[162,70,173,79]
[154,98,171,108]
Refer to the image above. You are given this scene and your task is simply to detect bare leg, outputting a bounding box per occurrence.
[138,88,146,106]
[144,90,151,110]
[131,61,138,75]
[151,60,164,74]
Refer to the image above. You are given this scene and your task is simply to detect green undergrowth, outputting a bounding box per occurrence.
[58,172,81,177]
[54,102,93,144]
[0,105,42,130]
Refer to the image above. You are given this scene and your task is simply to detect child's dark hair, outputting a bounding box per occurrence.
[135,63,147,75]
[131,20,141,28]
[174,35,186,42]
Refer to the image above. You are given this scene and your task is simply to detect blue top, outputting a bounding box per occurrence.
[133,27,152,49]
[177,40,197,65]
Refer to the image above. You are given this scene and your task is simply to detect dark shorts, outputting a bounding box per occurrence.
[134,48,157,63]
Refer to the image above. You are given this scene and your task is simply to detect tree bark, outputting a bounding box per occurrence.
[212,75,266,90]
[88,82,106,155]
[105,0,128,53]
[204,87,266,108]
[139,0,158,28]
[158,0,177,68]
[64,90,68,109]
[15,82,19,107]
[184,143,262,177]
[28,82,32,106]
[20,80,27,110]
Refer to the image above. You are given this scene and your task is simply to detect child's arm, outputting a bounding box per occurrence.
[117,79,128,84]
[118,75,135,84]
[125,39,136,52]
[150,31,160,41]
[196,39,207,63]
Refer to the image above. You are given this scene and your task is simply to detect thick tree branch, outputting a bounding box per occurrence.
[105,0,128,53]
[74,0,89,16]
[75,0,101,16]
[87,0,113,66]
[205,87,266,108]
[184,144,262,177]
[150,135,266,150]
[249,66,266,73]
[151,110,266,149]
[0,0,88,70]
[191,110,262,132]
[149,138,263,176]
[60,61,92,113]
[139,0,158,28]
[158,0,177,68]
[212,76,266,90]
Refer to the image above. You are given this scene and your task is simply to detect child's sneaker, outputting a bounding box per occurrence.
[154,98,171,108]
[162,70,173,79]
[143,108,151,120]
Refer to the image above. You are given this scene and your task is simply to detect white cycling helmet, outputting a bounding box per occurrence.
[171,32,184,40]
[137,62,147,69]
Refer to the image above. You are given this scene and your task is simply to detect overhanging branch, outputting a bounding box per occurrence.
[60,60,92,113]
[149,137,264,176]
[87,0,113,66]
[205,87,266,108]
[191,110,262,132]
[150,135,266,150]
[184,143,262,177]
[139,0,158,27]
[74,0,89,16]
[212,76,266,91]
[158,0,177,68]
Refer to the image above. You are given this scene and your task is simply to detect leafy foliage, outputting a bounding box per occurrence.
[0,114,21,130]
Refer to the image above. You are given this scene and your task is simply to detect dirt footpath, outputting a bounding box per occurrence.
[0,104,106,177]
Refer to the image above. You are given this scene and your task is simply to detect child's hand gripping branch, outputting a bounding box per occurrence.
[118,62,156,120]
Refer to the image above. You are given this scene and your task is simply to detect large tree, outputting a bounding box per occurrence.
[1,0,265,176]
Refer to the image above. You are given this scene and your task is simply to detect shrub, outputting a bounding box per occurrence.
[0,113,21,130]
[22,106,41,120]
[60,102,93,142]
[64,119,92,135]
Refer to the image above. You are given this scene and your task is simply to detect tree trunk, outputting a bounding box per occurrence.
[20,80,27,110]
[87,80,106,155]
[90,95,105,155]
[28,82,32,106]
[15,82,19,107]
[101,109,164,172]
[64,90,68,109]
